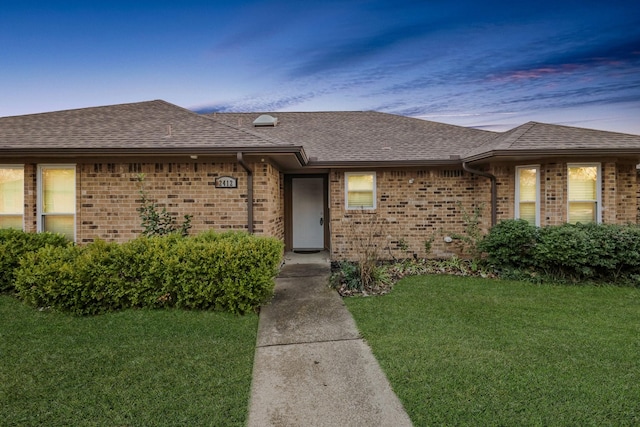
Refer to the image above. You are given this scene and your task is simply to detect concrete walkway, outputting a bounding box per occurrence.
[247,253,413,427]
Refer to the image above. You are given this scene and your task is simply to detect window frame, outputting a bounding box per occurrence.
[0,164,25,230]
[345,171,376,210]
[37,164,77,240]
[515,165,540,226]
[567,162,601,224]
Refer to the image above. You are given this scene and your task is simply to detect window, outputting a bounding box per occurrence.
[345,172,376,209]
[567,164,600,224]
[0,166,24,229]
[38,165,76,240]
[515,166,539,226]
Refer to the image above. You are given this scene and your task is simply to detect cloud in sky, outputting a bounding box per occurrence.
[1,0,639,134]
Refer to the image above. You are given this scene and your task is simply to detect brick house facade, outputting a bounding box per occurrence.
[2,100,640,261]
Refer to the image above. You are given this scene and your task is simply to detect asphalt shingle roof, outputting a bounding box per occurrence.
[0,100,292,153]
[465,121,640,160]
[212,111,496,163]
[2,100,640,165]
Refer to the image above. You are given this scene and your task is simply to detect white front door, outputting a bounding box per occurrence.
[292,177,324,250]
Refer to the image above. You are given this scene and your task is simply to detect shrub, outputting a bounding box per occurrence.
[330,261,362,292]
[169,233,283,314]
[137,174,192,237]
[14,244,83,312]
[478,219,538,268]
[449,202,484,259]
[14,231,284,315]
[115,235,182,308]
[480,221,640,284]
[533,223,640,282]
[0,229,70,293]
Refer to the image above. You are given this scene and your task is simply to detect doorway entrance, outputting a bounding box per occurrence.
[289,176,326,251]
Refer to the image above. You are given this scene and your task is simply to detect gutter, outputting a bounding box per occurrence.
[306,158,462,168]
[463,148,640,164]
[236,152,254,234]
[0,145,308,159]
[462,162,497,227]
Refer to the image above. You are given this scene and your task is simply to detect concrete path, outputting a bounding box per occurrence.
[247,256,413,427]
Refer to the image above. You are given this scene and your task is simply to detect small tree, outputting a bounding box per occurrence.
[136,174,192,237]
[449,202,484,259]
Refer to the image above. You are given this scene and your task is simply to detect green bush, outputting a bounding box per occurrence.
[330,261,362,291]
[137,174,193,237]
[169,232,283,313]
[0,229,70,293]
[478,219,538,268]
[480,220,640,284]
[533,223,640,281]
[115,235,182,309]
[14,231,283,315]
[14,244,83,312]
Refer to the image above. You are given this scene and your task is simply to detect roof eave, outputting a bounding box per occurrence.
[0,145,308,165]
[464,148,640,164]
[306,158,462,168]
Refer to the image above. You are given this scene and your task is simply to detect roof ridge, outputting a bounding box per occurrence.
[495,121,537,149]
[0,99,166,120]
[528,120,640,137]
[203,113,297,147]
[141,101,297,147]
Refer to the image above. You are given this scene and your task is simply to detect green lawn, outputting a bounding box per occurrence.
[0,295,258,426]
[345,275,640,426]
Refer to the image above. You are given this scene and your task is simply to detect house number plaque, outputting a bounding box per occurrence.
[215,176,238,188]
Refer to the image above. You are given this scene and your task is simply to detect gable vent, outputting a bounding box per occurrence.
[253,114,278,127]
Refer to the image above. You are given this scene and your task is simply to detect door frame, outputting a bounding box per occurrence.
[284,174,329,252]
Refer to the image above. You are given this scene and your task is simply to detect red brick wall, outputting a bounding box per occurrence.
[253,162,284,240]
[76,161,252,242]
[613,163,637,223]
[490,160,638,226]
[23,163,37,233]
[329,168,485,261]
[11,158,640,252]
[330,160,639,261]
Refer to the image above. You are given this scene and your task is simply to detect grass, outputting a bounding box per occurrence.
[344,275,640,426]
[0,295,258,426]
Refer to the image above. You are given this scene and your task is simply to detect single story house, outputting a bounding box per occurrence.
[2,99,640,260]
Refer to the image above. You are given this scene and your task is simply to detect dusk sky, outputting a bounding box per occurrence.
[2,0,639,134]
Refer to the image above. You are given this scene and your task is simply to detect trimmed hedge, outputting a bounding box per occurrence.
[0,229,70,293]
[14,231,283,315]
[479,220,640,284]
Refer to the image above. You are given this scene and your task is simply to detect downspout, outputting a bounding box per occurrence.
[237,152,254,234]
[462,162,497,227]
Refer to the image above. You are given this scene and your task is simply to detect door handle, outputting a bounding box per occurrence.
[320,217,324,226]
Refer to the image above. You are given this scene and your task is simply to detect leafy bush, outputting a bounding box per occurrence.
[330,261,362,292]
[137,174,192,237]
[170,232,283,313]
[533,223,640,281]
[14,231,283,315]
[0,229,70,293]
[478,219,538,268]
[480,220,640,284]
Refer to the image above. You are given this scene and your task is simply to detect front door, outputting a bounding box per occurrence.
[292,177,324,250]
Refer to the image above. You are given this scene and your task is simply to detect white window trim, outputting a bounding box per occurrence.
[0,164,25,231]
[515,165,540,226]
[37,164,77,241]
[345,171,376,210]
[567,163,601,224]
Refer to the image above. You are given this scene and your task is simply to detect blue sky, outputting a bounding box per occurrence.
[2,0,639,134]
